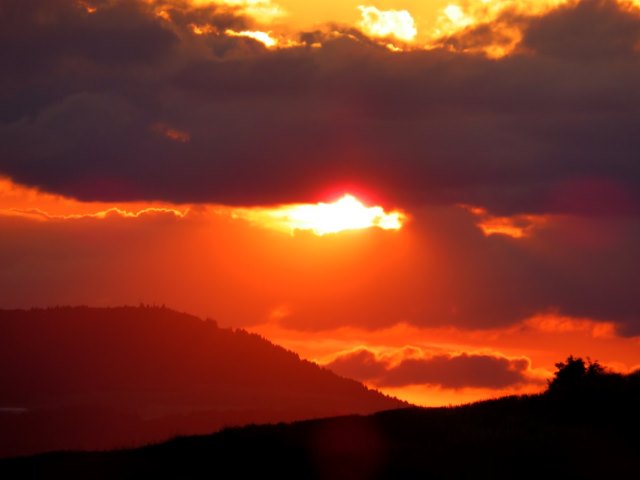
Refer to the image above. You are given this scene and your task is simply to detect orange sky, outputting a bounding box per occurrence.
[2,176,639,406]
[3,0,640,408]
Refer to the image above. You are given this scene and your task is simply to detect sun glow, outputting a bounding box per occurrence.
[232,194,406,235]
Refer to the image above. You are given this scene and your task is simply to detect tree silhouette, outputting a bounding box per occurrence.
[547,355,605,393]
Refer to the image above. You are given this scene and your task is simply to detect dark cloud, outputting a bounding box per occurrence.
[326,349,532,389]
[438,0,640,60]
[325,349,389,381]
[383,354,531,389]
[522,0,640,59]
[0,0,177,72]
[0,0,639,214]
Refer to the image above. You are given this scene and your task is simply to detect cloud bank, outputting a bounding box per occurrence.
[1,0,640,216]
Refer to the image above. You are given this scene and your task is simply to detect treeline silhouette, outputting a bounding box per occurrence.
[0,306,404,457]
[548,355,639,397]
[3,355,638,479]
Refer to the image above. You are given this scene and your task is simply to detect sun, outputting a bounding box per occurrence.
[232,194,406,235]
[282,194,405,235]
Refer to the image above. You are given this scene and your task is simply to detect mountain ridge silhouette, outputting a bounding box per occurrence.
[0,305,405,457]
[4,361,639,479]
[4,374,639,479]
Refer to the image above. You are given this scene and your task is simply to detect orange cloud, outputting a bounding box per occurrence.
[189,22,216,35]
[225,29,279,47]
[464,206,549,238]
[523,313,617,339]
[77,0,97,14]
[5,207,188,222]
[215,0,286,22]
[73,0,640,59]
[151,123,191,143]
[357,5,418,43]
[148,0,286,22]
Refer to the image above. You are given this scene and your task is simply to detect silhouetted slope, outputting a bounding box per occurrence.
[0,306,404,457]
[4,359,639,479]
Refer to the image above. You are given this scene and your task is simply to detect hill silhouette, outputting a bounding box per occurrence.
[0,306,404,457]
[3,356,638,479]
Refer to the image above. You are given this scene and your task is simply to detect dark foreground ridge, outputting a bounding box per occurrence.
[4,357,640,479]
[0,306,404,457]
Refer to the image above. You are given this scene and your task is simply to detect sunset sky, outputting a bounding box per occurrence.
[2,0,640,406]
